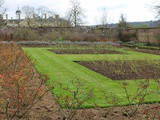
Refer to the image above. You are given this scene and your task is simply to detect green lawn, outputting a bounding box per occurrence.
[23,47,160,108]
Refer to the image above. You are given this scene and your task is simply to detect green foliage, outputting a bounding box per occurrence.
[119,31,137,42]
[17,28,39,40]
[0,19,5,28]
[118,14,129,30]
[56,36,63,42]
[117,14,134,42]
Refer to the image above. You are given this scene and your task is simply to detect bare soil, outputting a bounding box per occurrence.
[77,60,160,80]
[29,98,160,120]
[126,48,160,55]
[135,49,160,55]
[50,49,123,54]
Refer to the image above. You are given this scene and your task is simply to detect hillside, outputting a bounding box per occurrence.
[104,20,160,28]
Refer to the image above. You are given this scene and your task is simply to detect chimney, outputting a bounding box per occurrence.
[33,14,35,19]
[55,14,59,20]
[55,15,59,27]
[45,14,47,19]
[6,14,8,20]
[18,14,21,20]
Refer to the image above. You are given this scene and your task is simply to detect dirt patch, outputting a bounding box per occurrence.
[72,104,160,120]
[77,60,160,80]
[17,99,160,120]
[50,49,123,54]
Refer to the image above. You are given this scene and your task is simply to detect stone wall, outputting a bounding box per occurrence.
[1,26,160,44]
[31,27,160,44]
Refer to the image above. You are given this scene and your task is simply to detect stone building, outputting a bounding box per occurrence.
[3,8,71,27]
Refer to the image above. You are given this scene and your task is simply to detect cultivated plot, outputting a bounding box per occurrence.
[24,46,160,108]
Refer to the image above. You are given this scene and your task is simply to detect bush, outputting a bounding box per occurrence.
[17,28,39,41]
[0,27,39,41]
[0,27,16,41]
[68,32,84,41]
[0,43,49,119]
[119,31,138,42]
[68,32,100,42]
[83,33,99,42]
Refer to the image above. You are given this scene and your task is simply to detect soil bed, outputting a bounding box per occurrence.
[125,47,160,55]
[134,49,160,55]
[50,49,123,54]
[77,60,160,80]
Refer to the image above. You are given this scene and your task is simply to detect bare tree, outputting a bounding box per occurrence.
[154,3,160,19]
[67,0,85,27]
[22,5,35,27]
[99,8,108,27]
[35,6,54,27]
[0,0,7,27]
[0,0,6,15]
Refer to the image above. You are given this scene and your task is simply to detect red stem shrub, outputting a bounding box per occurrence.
[0,43,48,119]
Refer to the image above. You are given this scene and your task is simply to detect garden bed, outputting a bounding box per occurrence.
[134,49,160,55]
[50,49,123,54]
[30,103,160,120]
[77,60,160,80]
[23,47,160,119]
[1,44,160,119]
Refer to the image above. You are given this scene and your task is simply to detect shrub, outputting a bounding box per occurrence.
[55,80,93,120]
[119,31,138,42]
[17,28,39,41]
[0,27,39,41]
[0,28,16,41]
[83,33,99,42]
[68,32,84,41]
[0,44,49,119]
[68,32,100,42]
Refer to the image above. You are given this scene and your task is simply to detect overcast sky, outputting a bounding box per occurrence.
[4,0,159,25]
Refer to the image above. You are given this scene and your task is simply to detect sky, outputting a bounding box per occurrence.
[4,0,160,25]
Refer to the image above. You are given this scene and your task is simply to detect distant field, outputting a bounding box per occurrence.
[23,46,160,108]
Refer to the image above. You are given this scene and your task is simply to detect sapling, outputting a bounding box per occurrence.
[121,79,150,118]
[54,79,93,120]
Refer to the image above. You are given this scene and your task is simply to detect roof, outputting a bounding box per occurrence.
[47,17,70,24]
[7,19,24,24]
[15,9,21,14]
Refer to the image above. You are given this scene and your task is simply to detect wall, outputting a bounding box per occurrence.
[0,26,160,44]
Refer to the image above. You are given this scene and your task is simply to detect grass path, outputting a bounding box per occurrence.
[23,47,160,107]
